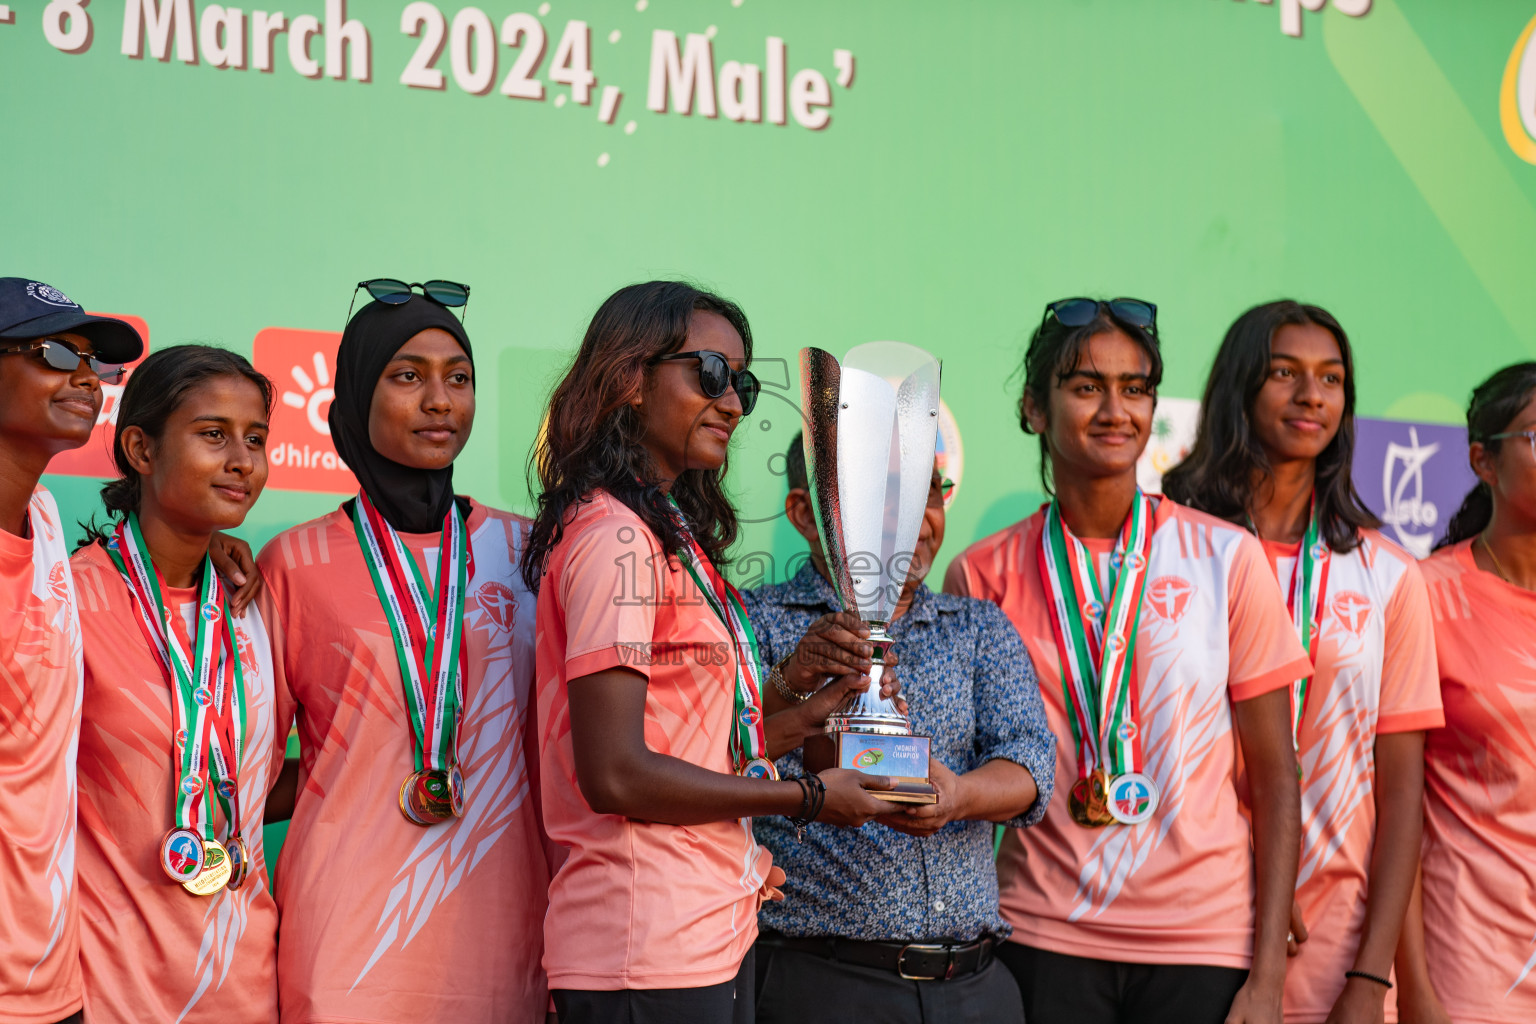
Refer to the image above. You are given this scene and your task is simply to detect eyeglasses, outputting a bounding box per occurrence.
[0,337,126,383]
[927,476,957,509]
[648,350,760,415]
[348,279,471,321]
[1042,297,1158,333]
[1489,430,1536,460]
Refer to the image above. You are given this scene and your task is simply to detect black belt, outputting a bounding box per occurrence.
[760,933,999,982]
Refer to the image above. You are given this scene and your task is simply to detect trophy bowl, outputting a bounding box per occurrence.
[800,341,941,804]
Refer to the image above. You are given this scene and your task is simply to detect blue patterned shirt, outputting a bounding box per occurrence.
[741,563,1056,942]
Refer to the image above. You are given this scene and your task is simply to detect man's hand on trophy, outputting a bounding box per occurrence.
[815,768,898,827]
[782,612,877,695]
[874,759,964,838]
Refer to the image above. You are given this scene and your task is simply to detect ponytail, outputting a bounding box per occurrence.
[1439,482,1494,549]
[1433,361,1536,551]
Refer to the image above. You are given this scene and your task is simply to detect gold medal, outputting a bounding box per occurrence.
[739,757,779,781]
[225,835,250,890]
[183,838,232,896]
[160,827,206,883]
[399,769,455,826]
[1069,770,1115,827]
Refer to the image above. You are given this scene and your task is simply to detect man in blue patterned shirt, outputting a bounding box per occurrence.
[741,434,1056,1024]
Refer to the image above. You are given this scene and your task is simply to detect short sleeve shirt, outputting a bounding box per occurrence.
[945,498,1310,969]
[1259,530,1441,1023]
[536,491,773,991]
[0,487,83,1024]
[1419,541,1536,1024]
[260,501,550,1024]
[71,541,289,1024]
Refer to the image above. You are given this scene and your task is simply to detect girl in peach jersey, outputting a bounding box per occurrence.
[0,278,143,1024]
[1163,301,1442,1024]
[259,284,551,1024]
[945,298,1309,1024]
[72,346,286,1023]
[523,281,899,1024]
[1396,362,1536,1024]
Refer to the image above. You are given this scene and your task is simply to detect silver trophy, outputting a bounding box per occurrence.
[800,341,941,803]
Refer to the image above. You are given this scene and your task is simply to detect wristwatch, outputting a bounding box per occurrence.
[770,654,812,704]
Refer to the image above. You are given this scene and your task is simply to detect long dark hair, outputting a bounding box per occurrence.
[1161,301,1377,552]
[1019,301,1163,493]
[82,345,274,544]
[521,281,752,590]
[1437,362,1536,549]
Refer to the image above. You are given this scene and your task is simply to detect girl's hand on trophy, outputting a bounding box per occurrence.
[816,768,897,826]
[784,612,875,694]
[875,758,961,837]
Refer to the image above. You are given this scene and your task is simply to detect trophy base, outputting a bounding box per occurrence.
[834,731,937,805]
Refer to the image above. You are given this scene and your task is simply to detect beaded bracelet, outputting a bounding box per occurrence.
[1344,970,1393,990]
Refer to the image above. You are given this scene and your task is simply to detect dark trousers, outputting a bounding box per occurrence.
[52,1014,83,1024]
[552,949,754,1024]
[997,942,1248,1024]
[754,942,1024,1024]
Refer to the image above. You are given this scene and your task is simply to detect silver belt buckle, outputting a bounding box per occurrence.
[897,942,956,981]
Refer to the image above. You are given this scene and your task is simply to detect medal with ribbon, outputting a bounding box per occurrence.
[667,497,776,780]
[1282,508,1330,772]
[107,514,246,895]
[1037,492,1160,827]
[351,490,472,827]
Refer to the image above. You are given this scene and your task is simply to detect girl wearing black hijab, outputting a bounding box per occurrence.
[258,291,552,1024]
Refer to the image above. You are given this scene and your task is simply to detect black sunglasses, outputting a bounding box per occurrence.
[349,279,471,322]
[1042,297,1158,333]
[649,351,760,415]
[1,337,126,384]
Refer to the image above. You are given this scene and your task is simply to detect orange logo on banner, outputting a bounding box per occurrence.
[252,327,356,494]
[47,312,150,478]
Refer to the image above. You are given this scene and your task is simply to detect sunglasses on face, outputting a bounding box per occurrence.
[348,279,472,322]
[0,338,126,384]
[1042,297,1158,333]
[648,350,760,415]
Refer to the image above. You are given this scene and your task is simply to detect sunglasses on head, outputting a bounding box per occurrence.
[348,279,471,322]
[648,350,760,415]
[0,337,126,384]
[1042,297,1158,333]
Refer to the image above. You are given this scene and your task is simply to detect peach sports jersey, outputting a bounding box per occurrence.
[1419,540,1536,1024]
[536,490,774,991]
[71,541,290,1024]
[0,487,83,1024]
[260,501,549,1024]
[945,498,1311,968]
[1258,531,1441,1023]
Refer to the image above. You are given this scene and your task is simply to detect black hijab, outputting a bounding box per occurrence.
[329,297,474,533]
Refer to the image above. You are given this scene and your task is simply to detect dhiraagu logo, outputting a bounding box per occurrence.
[1501,13,1536,164]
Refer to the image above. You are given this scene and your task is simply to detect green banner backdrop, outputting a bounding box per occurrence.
[5,0,1536,584]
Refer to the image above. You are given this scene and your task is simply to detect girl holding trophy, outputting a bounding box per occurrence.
[1163,301,1442,1024]
[946,298,1308,1024]
[524,280,899,1023]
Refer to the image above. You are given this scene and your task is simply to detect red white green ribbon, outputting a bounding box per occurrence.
[351,491,471,774]
[1284,511,1331,756]
[667,497,769,773]
[1037,492,1155,781]
[107,514,247,843]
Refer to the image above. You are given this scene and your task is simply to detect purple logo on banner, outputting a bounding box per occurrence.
[1351,418,1476,558]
